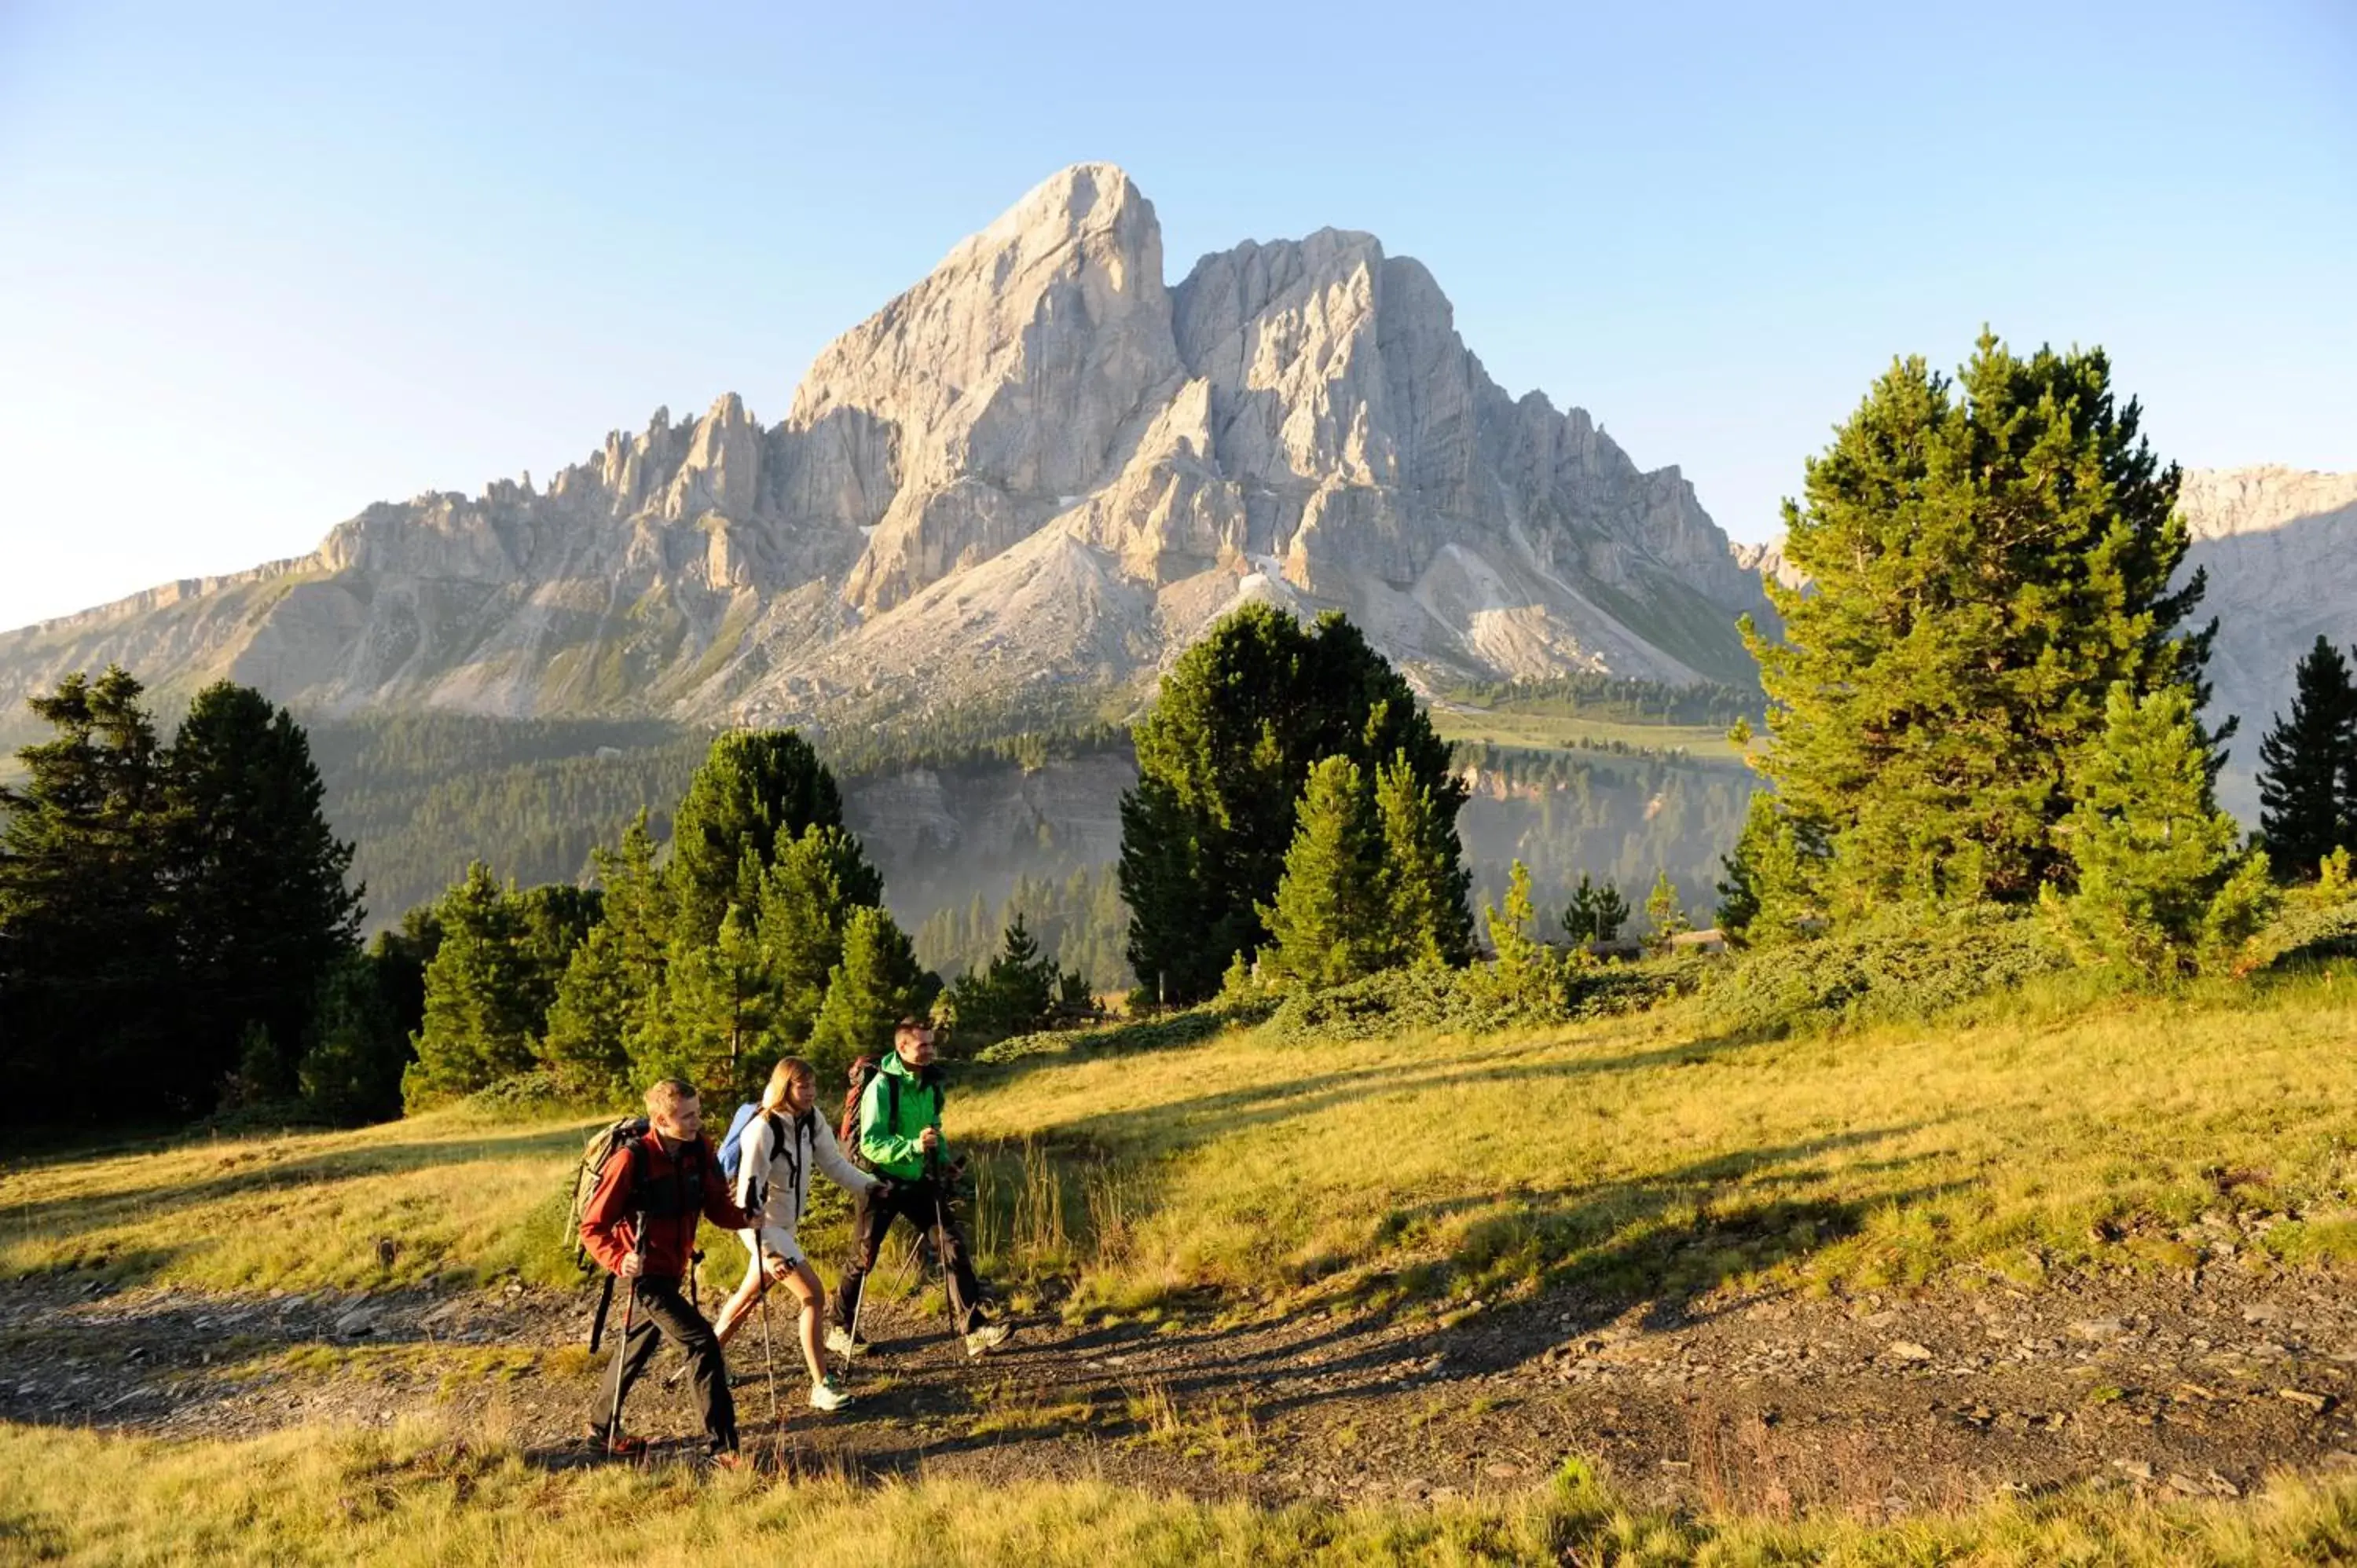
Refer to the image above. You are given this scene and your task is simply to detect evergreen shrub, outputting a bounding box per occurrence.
[1687,915,2071,1039]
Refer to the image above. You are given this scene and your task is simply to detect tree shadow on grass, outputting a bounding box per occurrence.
[1055,1128,1945,1419]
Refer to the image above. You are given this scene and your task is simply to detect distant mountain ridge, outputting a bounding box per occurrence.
[0,164,1769,746]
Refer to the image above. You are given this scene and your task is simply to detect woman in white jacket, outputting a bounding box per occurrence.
[714,1057,881,1411]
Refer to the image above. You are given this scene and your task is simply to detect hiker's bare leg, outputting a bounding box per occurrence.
[713,1251,766,1347]
[782,1261,827,1383]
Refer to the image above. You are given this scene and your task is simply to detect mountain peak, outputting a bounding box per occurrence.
[1,167,1794,746]
[960,163,1154,256]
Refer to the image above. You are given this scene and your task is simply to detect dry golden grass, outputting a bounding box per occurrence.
[4,1416,2356,1566]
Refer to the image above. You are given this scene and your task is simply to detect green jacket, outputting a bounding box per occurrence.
[858,1051,946,1181]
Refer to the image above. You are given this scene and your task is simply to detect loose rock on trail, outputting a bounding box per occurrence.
[6,1267,2355,1516]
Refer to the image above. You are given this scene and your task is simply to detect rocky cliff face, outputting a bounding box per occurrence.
[2177,467,2357,819]
[0,163,1772,745]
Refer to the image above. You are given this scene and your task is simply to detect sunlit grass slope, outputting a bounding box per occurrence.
[4,1418,2355,1566]
[0,1108,597,1291]
[5,967,2355,1314]
[955,966,2357,1315]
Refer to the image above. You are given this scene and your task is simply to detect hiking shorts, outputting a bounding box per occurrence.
[740,1225,808,1272]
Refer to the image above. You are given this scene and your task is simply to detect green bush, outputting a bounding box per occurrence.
[2252,893,2357,971]
[1688,914,2071,1039]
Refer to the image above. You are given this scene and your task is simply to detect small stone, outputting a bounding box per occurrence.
[2242,1303,2283,1324]
[2206,1471,2242,1498]
[1886,1341,1934,1364]
[2281,1388,2333,1412]
[1485,1461,1522,1479]
[2069,1318,2128,1343]
[2167,1473,2208,1497]
[2113,1459,2154,1482]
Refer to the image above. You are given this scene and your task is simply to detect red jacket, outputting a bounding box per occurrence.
[579,1130,750,1280]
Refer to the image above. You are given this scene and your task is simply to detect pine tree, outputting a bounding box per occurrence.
[166,681,365,1102]
[945,914,1069,1038]
[1561,874,1630,944]
[1644,870,1691,949]
[0,665,176,1121]
[1120,605,1466,1002]
[541,923,636,1100]
[1373,752,1473,965]
[753,825,873,1039]
[669,730,876,945]
[544,811,669,1098]
[1467,859,1564,1014]
[2046,684,2277,977]
[402,863,542,1107]
[634,904,775,1099]
[366,902,442,1049]
[1258,757,1387,989]
[511,882,599,1030]
[2255,636,2357,881]
[297,951,409,1123]
[1714,793,1824,945]
[808,906,927,1080]
[1745,335,2220,924]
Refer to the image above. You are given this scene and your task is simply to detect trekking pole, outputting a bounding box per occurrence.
[603,1211,647,1460]
[754,1242,783,1456]
[927,1140,956,1332]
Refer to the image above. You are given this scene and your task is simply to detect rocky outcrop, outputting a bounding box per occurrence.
[0,163,1776,747]
[2178,467,2357,819]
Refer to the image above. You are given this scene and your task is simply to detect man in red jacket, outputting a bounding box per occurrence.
[581,1077,753,1463]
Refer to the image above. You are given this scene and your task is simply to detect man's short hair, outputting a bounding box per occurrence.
[644,1077,698,1117]
[894,1016,929,1035]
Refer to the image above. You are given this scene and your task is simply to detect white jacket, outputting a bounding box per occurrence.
[731,1107,877,1259]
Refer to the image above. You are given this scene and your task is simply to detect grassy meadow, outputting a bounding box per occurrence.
[8,938,2357,1562]
[6,958,2357,1317]
[0,1108,596,1293]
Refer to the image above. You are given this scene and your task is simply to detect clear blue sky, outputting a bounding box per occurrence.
[2,0,2351,633]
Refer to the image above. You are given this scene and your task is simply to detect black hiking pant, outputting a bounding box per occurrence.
[831,1176,987,1338]
[588,1275,737,1453]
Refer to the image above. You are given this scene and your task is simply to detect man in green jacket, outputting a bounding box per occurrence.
[827,1017,1013,1359]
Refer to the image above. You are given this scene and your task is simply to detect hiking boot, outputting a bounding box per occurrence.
[586,1426,646,1459]
[808,1376,854,1412]
[708,1449,749,1474]
[824,1326,869,1359]
[962,1321,1013,1359]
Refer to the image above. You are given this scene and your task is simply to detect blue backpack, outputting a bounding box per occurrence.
[716,1103,777,1185]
